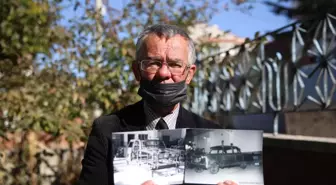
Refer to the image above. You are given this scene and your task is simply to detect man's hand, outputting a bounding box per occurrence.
[217,180,239,185]
[141,180,157,185]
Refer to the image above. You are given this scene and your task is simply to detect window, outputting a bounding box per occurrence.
[127,134,135,144]
[210,150,218,154]
[139,134,148,140]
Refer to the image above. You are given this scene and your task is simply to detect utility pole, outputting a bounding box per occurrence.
[93,0,104,118]
[95,0,103,64]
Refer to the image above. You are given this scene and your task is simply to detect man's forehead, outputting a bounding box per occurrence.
[143,34,188,47]
[137,34,187,58]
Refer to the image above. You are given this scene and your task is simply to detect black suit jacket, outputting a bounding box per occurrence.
[78,100,224,185]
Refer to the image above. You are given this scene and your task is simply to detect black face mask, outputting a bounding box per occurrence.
[138,79,188,107]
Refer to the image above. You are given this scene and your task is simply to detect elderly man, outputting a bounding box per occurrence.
[78,24,236,185]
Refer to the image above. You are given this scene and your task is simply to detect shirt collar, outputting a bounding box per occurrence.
[143,101,180,130]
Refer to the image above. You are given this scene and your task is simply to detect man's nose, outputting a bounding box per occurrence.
[155,64,171,80]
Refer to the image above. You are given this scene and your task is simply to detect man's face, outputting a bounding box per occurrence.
[133,34,196,84]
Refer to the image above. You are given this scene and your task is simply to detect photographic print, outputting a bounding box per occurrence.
[184,129,264,185]
[112,129,186,185]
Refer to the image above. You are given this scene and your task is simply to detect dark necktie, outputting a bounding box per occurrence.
[155,118,169,130]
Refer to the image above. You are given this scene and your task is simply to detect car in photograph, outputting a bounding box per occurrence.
[206,144,262,174]
[188,144,262,174]
[185,147,208,172]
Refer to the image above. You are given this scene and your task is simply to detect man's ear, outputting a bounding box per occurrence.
[132,61,141,81]
[185,64,196,84]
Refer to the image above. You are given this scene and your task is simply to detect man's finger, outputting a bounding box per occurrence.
[141,180,157,185]
[223,180,239,185]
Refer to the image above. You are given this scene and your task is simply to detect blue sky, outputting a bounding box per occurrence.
[209,1,293,38]
[62,0,294,39]
[109,0,294,39]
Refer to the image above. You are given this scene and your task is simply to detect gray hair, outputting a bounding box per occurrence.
[135,24,196,65]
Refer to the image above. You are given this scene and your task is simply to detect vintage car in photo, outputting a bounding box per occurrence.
[188,144,262,174]
[185,147,207,173]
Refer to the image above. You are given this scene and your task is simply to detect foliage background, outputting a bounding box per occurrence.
[0,0,254,184]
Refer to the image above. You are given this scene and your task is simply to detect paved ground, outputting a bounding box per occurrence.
[184,165,264,185]
[113,157,184,185]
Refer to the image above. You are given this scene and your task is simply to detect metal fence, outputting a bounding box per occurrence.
[189,14,336,135]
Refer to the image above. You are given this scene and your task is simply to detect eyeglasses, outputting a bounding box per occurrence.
[139,59,190,75]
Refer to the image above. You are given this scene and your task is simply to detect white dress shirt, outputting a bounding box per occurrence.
[143,101,180,130]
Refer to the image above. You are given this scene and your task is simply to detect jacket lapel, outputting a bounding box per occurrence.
[176,106,196,129]
[116,100,147,131]
[118,101,196,130]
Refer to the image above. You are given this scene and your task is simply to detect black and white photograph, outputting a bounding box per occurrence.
[112,129,186,185]
[184,129,264,185]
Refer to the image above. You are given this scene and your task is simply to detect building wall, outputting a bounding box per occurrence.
[193,130,263,153]
[284,111,336,137]
[159,129,186,141]
[112,129,187,147]
[112,131,160,147]
[188,23,245,58]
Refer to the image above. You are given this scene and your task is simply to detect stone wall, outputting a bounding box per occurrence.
[284,111,336,137]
